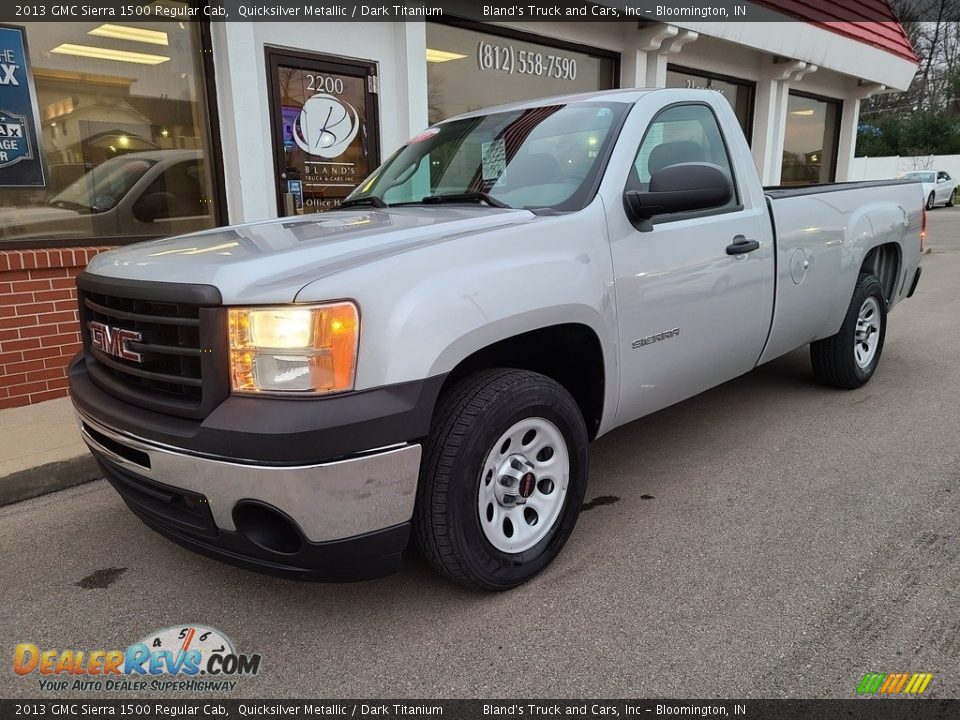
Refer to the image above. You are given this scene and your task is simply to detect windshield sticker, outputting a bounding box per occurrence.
[408,127,440,144]
[481,139,507,183]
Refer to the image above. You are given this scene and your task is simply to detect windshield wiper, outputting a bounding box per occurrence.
[419,192,511,209]
[337,196,387,209]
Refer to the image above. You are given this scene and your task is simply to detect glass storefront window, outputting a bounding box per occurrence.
[781,92,841,185]
[0,15,219,246]
[665,66,754,142]
[425,23,617,125]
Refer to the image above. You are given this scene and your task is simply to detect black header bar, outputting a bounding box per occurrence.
[0,1,950,24]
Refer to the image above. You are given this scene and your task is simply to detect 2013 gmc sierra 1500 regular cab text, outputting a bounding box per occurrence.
[68,89,925,590]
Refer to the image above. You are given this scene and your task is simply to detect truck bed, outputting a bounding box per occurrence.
[758,177,923,365]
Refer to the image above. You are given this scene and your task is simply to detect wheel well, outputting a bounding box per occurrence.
[441,324,605,440]
[860,243,900,304]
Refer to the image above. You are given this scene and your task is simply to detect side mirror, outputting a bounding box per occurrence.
[133,192,175,223]
[624,162,734,227]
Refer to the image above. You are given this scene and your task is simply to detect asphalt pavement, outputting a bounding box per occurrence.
[2,215,959,699]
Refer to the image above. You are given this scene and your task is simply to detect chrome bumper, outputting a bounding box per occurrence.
[75,409,422,543]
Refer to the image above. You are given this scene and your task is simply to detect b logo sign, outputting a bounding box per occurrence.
[292,94,359,159]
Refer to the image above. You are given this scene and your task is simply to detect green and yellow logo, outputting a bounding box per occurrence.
[857,672,933,695]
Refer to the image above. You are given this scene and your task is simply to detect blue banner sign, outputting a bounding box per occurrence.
[0,24,45,187]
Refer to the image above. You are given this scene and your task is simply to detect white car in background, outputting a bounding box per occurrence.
[900,170,957,210]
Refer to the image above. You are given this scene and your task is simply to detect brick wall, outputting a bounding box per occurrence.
[0,247,113,410]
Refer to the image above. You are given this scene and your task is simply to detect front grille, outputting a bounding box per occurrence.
[77,275,228,419]
[82,290,203,399]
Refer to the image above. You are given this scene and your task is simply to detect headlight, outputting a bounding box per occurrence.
[228,302,359,394]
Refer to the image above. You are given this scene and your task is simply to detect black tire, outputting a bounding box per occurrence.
[948,189,956,208]
[810,273,887,389]
[927,192,936,210]
[414,369,589,590]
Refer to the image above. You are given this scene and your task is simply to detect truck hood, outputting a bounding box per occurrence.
[85,206,537,304]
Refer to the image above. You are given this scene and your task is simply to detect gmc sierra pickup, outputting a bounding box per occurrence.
[68,89,924,590]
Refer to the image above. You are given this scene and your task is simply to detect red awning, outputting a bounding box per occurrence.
[757,0,919,63]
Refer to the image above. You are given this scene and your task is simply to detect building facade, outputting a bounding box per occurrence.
[0,4,919,408]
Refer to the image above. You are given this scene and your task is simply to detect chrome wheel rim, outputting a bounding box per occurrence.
[477,417,570,553]
[854,296,881,369]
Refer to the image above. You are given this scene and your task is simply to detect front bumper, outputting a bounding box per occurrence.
[70,355,433,581]
[77,409,421,581]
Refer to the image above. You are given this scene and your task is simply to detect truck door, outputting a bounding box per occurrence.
[610,102,774,424]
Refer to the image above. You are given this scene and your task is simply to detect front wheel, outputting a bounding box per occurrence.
[810,273,887,389]
[948,189,956,207]
[414,369,589,590]
[927,192,936,210]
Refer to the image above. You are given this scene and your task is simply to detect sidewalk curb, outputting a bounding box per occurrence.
[0,455,100,507]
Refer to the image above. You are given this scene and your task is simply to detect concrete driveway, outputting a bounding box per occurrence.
[1,225,958,700]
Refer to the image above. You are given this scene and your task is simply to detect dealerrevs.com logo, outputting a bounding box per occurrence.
[14,625,261,693]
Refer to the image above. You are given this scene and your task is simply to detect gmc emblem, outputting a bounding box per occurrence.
[88,321,143,363]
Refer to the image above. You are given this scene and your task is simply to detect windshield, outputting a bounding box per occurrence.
[903,172,935,183]
[50,155,157,213]
[346,102,628,211]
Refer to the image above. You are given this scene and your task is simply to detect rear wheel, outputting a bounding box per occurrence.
[810,273,887,389]
[414,369,589,590]
[927,192,936,210]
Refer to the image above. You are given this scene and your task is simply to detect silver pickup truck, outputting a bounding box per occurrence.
[69,89,924,590]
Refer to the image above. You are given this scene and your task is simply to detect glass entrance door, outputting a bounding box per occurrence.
[266,48,380,215]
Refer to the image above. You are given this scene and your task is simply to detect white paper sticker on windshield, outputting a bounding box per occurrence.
[481,139,507,183]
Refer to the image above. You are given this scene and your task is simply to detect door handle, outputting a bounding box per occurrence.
[726,236,760,255]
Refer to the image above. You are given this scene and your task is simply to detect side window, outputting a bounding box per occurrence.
[628,104,737,209]
[134,160,208,220]
[938,171,951,181]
